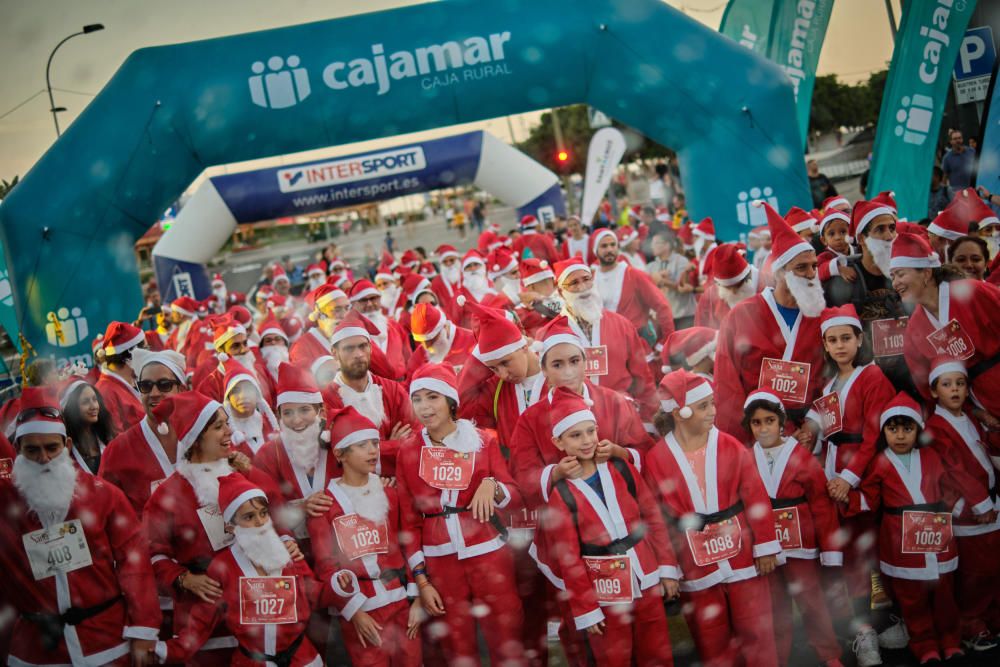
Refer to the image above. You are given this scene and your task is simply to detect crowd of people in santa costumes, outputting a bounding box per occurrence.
[4,183,1000,667]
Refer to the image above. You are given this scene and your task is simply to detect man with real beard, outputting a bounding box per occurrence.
[715,202,828,442]
[350,279,412,380]
[554,258,660,428]
[430,243,463,321]
[694,242,761,329]
[0,387,161,666]
[193,314,277,409]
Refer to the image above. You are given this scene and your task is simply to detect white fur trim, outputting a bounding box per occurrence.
[792,220,817,233]
[556,263,591,286]
[820,315,862,335]
[685,381,713,406]
[880,406,923,429]
[276,390,323,407]
[552,409,596,438]
[541,333,585,359]
[105,330,145,356]
[856,206,895,237]
[819,551,843,567]
[222,487,267,522]
[349,287,379,303]
[927,221,964,241]
[310,355,335,378]
[315,289,347,310]
[409,377,459,405]
[213,323,247,349]
[472,337,526,363]
[178,400,222,460]
[334,428,380,450]
[685,340,717,367]
[462,256,485,270]
[978,215,1000,227]
[929,361,967,385]
[889,255,941,270]
[819,211,850,234]
[772,241,815,271]
[743,390,785,411]
[714,265,751,287]
[58,380,89,410]
[224,372,259,399]
[824,196,850,210]
[522,269,555,286]
[15,420,67,440]
[330,327,370,347]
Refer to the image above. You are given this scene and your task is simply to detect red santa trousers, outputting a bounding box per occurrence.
[769,559,841,666]
[956,531,1000,638]
[424,548,525,666]
[511,540,554,666]
[339,598,421,667]
[822,513,877,622]
[883,573,961,658]
[681,576,778,667]
[578,586,674,667]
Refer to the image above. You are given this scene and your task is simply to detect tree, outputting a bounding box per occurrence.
[0,176,18,200]
[809,71,888,133]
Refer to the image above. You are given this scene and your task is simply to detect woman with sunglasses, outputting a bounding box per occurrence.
[59,378,117,475]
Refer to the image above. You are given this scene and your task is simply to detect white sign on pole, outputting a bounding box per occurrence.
[579,128,627,227]
[588,107,612,129]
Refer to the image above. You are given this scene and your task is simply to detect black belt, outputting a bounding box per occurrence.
[580,525,647,557]
[359,567,408,589]
[884,501,946,516]
[422,505,509,540]
[827,432,863,446]
[668,500,744,532]
[238,631,306,667]
[771,495,807,510]
[24,595,123,651]
[968,351,1000,382]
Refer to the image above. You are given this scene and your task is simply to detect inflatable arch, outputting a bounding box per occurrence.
[154,130,565,303]
[0,0,811,365]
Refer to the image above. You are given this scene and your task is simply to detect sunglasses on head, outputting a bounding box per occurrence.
[136,379,182,394]
[17,406,62,423]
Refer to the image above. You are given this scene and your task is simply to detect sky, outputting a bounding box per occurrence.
[0,0,899,182]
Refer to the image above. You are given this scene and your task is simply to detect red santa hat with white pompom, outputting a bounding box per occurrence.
[549,386,596,438]
[658,369,713,419]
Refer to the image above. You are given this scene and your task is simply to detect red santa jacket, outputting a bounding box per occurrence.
[193,355,277,411]
[714,288,826,440]
[457,359,546,451]
[327,373,417,477]
[925,406,1000,537]
[405,324,477,377]
[0,431,15,481]
[96,370,145,433]
[561,234,593,264]
[694,268,762,330]
[289,328,335,377]
[845,447,986,580]
[307,477,414,620]
[160,545,328,667]
[430,275,462,322]
[594,261,675,344]
[99,418,176,516]
[642,429,782,592]
[510,381,655,510]
[752,438,842,564]
[536,459,678,630]
[0,474,161,666]
[903,279,1000,415]
[807,363,896,487]
[373,318,412,382]
[395,422,522,564]
[513,230,560,265]
[563,309,660,423]
[515,303,554,338]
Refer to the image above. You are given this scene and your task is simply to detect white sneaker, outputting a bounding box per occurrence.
[853,628,883,667]
[963,631,999,652]
[878,615,910,649]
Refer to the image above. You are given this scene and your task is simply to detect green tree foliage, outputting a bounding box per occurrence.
[0,176,19,200]
[809,70,888,134]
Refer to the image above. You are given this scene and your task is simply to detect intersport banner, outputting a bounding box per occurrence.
[869,0,978,221]
[720,0,834,146]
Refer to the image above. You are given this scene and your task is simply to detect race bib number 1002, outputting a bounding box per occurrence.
[758,358,811,404]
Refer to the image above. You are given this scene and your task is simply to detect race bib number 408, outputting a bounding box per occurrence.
[22,519,93,581]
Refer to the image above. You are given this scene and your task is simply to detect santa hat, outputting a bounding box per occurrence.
[498,235,513,248]
[477,230,500,254]
[152,391,222,462]
[679,327,717,367]
[616,225,639,246]
[211,273,225,288]
[927,204,968,241]
[520,214,539,230]
[819,304,862,335]
[822,195,850,212]
[306,263,326,277]
[212,315,246,354]
[227,291,247,307]
[928,355,967,386]
[400,249,421,269]
[14,386,65,441]
[871,190,897,213]
[851,200,895,238]
[709,244,750,286]
[519,258,555,286]
[419,262,438,278]
[131,348,187,384]
[693,218,715,241]
[537,315,585,361]
[487,247,518,280]
[462,249,487,271]
[328,258,347,272]
[628,205,642,221]
[409,363,460,405]
[879,392,924,429]
[324,405,380,450]
[743,389,786,413]
[330,310,380,348]
[218,473,268,523]
[258,311,288,343]
[462,299,525,363]
[374,263,396,283]
[222,358,263,402]
[410,303,447,343]
[401,274,433,303]
[655,206,670,223]
[171,296,201,319]
[436,244,460,261]
[786,207,818,234]
[889,232,941,271]
[271,264,290,285]
[677,223,695,250]
[658,369,712,419]
[963,190,1000,227]
[754,201,813,271]
[553,258,591,287]
[91,333,105,354]
[349,279,380,303]
[818,211,850,237]
[102,321,145,357]
[229,306,253,329]
[306,284,347,315]
[590,228,617,257]
[549,386,596,438]
[275,362,322,407]
[255,285,274,301]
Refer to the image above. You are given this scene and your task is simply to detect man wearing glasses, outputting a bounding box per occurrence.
[290,284,350,385]
[95,321,148,433]
[99,349,187,516]
[192,315,276,409]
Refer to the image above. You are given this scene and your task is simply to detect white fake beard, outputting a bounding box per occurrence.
[260,345,289,380]
[564,287,604,324]
[233,351,258,376]
[228,408,264,450]
[13,449,78,526]
[234,519,291,574]
[176,458,234,507]
[338,384,386,428]
[496,276,520,303]
[866,237,893,276]
[783,272,826,318]
[442,264,461,285]
[364,310,389,350]
[719,279,755,308]
[694,236,707,258]
[307,277,326,292]
[463,269,491,302]
[342,475,390,522]
[379,286,400,311]
[281,420,321,472]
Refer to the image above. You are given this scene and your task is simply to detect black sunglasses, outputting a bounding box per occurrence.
[136,379,182,394]
[17,406,62,423]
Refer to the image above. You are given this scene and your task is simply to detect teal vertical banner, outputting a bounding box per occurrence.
[869,0,978,220]
[0,236,20,353]
[719,0,777,55]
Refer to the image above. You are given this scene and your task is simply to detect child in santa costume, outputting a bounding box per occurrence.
[743,390,844,667]
[406,302,476,377]
[642,370,781,667]
[395,363,526,666]
[536,387,679,666]
[221,358,279,457]
[923,357,1000,652]
[155,473,330,666]
[842,393,993,664]
[307,405,424,666]
[144,391,297,666]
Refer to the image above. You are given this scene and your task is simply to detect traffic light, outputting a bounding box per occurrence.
[557,149,569,162]
[555,148,570,171]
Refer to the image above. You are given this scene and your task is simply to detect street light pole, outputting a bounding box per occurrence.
[46,24,104,138]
